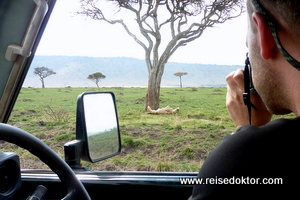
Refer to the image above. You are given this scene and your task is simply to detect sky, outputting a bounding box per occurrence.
[83,93,118,134]
[36,0,248,65]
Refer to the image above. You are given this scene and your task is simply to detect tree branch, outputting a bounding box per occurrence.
[79,0,245,78]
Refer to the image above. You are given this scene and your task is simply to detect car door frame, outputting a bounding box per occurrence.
[0,0,56,123]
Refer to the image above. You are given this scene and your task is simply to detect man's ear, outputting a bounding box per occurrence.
[252,12,276,60]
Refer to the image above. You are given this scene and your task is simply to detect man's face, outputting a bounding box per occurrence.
[246,11,292,115]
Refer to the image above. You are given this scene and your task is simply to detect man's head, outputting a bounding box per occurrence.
[246,0,300,115]
[247,0,300,36]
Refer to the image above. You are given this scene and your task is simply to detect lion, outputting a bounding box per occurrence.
[147,105,179,114]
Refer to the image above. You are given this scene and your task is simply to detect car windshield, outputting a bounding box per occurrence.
[5,0,248,172]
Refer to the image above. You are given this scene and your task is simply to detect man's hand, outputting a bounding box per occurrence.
[226,69,273,129]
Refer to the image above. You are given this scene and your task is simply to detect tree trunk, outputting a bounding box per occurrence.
[145,77,160,110]
[41,78,45,88]
[145,64,164,110]
[179,76,182,88]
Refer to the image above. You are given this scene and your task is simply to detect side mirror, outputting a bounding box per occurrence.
[64,91,121,169]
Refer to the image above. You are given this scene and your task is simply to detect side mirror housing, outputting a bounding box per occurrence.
[64,91,121,169]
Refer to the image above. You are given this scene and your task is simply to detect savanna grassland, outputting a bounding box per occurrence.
[3,87,237,172]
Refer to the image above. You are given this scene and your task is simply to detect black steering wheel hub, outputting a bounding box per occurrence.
[0,152,21,199]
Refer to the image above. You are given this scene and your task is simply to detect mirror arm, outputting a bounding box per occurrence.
[64,140,90,171]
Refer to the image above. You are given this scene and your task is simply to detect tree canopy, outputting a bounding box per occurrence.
[174,72,188,87]
[87,72,106,87]
[34,67,56,88]
[79,0,244,109]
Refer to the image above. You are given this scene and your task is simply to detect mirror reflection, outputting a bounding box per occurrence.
[83,92,120,162]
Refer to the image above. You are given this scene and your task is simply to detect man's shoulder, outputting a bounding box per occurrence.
[232,117,300,139]
[217,117,298,166]
[209,117,299,164]
[189,118,298,200]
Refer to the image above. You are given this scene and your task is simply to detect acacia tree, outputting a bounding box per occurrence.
[79,0,244,109]
[174,72,188,87]
[87,72,106,87]
[34,67,56,88]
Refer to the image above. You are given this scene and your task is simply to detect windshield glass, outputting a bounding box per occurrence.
[6,0,248,171]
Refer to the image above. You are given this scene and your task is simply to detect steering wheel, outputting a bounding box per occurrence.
[0,123,91,200]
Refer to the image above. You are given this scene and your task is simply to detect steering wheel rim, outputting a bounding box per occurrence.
[0,123,91,200]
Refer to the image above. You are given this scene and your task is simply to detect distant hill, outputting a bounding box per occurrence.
[23,56,242,88]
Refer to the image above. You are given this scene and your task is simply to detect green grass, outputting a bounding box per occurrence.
[6,87,236,172]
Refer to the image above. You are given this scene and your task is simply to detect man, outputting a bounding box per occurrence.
[189,0,299,199]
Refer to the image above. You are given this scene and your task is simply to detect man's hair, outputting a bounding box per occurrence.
[247,0,300,36]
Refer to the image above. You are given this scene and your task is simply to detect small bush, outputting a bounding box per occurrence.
[179,96,186,102]
[43,105,70,123]
[156,161,172,171]
[55,133,72,141]
[183,147,195,159]
[122,136,145,147]
[191,87,198,92]
[174,124,182,131]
